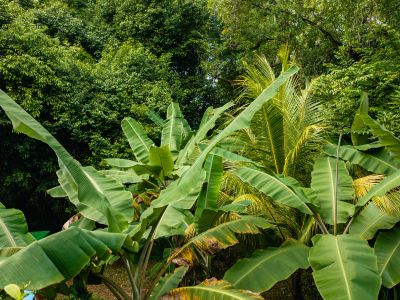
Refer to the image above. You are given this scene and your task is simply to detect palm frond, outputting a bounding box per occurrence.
[235,55,275,103]
[353,175,400,215]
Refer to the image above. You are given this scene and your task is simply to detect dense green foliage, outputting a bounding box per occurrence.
[1,1,400,299]
[0,0,222,230]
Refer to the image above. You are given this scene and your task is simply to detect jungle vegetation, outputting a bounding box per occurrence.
[0,0,400,299]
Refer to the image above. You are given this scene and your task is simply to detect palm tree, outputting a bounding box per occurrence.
[232,45,325,180]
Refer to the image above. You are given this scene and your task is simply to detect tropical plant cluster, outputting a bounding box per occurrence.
[1,0,400,299]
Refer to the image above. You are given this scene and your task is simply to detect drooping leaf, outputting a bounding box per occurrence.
[54,165,134,227]
[311,157,354,225]
[375,227,400,288]
[360,114,400,159]
[104,158,140,168]
[309,234,381,300]
[351,93,369,146]
[148,266,189,300]
[168,216,272,265]
[0,203,35,247]
[350,202,400,240]
[354,142,383,151]
[0,227,126,290]
[168,279,263,300]
[0,91,129,232]
[81,167,134,222]
[234,167,313,214]
[224,240,309,293]
[357,169,400,207]
[323,145,400,175]
[121,117,154,164]
[46,186,67,198]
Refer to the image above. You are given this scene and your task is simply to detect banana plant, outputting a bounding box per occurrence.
[223,95,400,300]
[0,65,298,299]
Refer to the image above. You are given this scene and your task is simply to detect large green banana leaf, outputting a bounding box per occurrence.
[149,145,174,181]
[375,227,400,288]
[55,166,134,225]
[168,216,272,265]
[357,169,400,207]
[311,157,354,225]
[0,227,126,290]
[350,202,399,240]
[309,234,381,300]
[0,203,35,247]
[0,90,128,232]
[224,240,309,293]
[148,266,188,300]
[121,117,154,164]
[360,114,400,159]
[234,167,313,214]
[195,154,223,229]
[161,102,184,153]
[323,145,400,175]
[169,280,264,300]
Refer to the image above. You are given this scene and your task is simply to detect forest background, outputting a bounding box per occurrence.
[1,0,399,231]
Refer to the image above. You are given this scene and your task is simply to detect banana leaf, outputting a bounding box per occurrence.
[148,266,188,300]
[360,114,400,159]
[234,167,313,214]
[375,227,400,288]
[224,240,309,293]
[350,202,399,240]
[323,145,400,175]
[121,117,154,164]
[0,203,35,247]
[195,154,223,229]
[309,234,381,300]
[311,157,354,225]
[161,103,185,153]
[0,227,126,290]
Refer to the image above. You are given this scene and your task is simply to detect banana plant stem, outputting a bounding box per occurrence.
[334,133,343,235]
